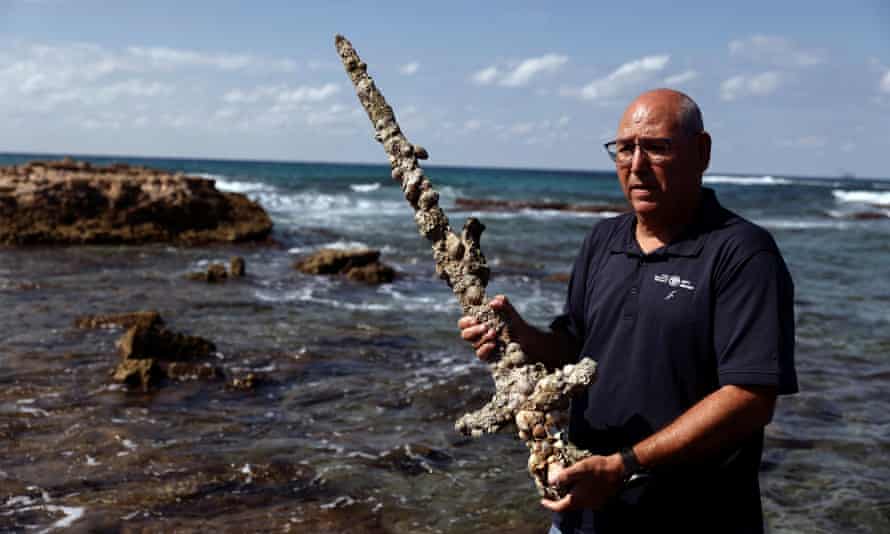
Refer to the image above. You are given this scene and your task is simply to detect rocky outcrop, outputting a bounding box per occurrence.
[186,256,246,283]
[456,197,627,214]
[294,248,395,284]
[75,311,219,391]
[0,158,273,245]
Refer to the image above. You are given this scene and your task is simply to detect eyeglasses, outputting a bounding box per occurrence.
[604,138,673,165]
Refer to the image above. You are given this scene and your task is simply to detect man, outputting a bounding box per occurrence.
[458,89,797,533]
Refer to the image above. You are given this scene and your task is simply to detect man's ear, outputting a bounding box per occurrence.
[698,131,712,173]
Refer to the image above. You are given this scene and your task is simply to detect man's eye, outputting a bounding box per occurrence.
[644,141,669,154]
[617,144,635,153]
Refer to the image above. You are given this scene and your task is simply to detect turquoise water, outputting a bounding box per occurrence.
[1,152,888,532]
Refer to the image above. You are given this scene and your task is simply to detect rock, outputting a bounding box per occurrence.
[230,256,246,277]
[117,320,215,361]
[187,257,246,282]
[344,262,395,284]
[294,248,396,284]
[455,197,627,214]
[187,263,228,283]
[166,361,222,381]
[0,159,273,245]
[545,273,571,283]
[111,358,163,391]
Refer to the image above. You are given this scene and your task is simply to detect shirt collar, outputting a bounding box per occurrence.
[608,187,721,258]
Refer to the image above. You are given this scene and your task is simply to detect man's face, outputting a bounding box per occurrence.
[615,94,707,225]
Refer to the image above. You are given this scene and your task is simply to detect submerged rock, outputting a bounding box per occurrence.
[294,248,395,284]
[0,158,273,245]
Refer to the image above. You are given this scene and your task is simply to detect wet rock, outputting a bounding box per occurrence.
[455,197,627,214]
[0,158,273,245]
[187,256,246,282]
[372,443,452,476]
[545,272,571,283]
[227,372,260,391]
[117,319,215,361]
[230,256,246,277]
[187,263,229,283]
[294,248,395,285]
[111,358,163,390]
[81,310,219,390]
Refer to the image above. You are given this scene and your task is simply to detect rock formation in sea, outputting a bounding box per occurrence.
[0,158,272,245]
[187,256,247,283]
[75,311,221,391]
[335,34,597,499]
[456,197,627,214]
[294,248,396,285]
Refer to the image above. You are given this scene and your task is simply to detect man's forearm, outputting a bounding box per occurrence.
[633,384,777,470]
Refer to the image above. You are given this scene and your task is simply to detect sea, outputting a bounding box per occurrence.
[0,152,888,533]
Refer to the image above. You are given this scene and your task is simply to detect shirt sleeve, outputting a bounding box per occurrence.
[713,250,798,394]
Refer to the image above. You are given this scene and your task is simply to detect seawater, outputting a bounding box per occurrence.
[0,152,888,533]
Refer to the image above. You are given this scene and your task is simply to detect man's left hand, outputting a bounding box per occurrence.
[540,454,626,512]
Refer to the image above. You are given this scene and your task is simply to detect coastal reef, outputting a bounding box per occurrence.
[295,248,396,285]
[456,197,627,214]
[0,158,272,245]
[335,34,597,499]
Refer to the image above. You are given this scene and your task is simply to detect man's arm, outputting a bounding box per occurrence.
[542,383,777,512]
[458,295,578,369]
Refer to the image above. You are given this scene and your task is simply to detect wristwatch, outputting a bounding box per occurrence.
[619,446,648,485]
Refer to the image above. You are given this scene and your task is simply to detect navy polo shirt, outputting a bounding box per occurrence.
[550,188,797,533]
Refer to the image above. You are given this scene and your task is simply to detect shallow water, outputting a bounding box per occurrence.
[1,154,889,532]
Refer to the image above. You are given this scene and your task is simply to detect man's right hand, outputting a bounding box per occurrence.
[457,294,524,361]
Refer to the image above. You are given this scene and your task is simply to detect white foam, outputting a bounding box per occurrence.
[832,190,890,206]
[214,178,270,194]
[704,175,791,185]
[757,218,851,230]
[40,505,85,531]
[350,182,381,193]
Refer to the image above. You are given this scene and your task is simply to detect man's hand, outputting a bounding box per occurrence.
[457,295,526,361]
[540,454,625,513]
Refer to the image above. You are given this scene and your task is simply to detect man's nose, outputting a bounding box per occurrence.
[629,144,650,172]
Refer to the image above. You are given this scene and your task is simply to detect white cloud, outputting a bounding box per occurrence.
[399,62,419,76]
[471,66,500,85]
[729,35,824,67]
[720,71,782,101]
[96,80,174,101]
[470,54,567,87]
[499,54,568,87]
[463,119,482,131]
[510,122,535,135]
[881,71,890,93]
[127,46,297,72]
[575,54,670,101]
[663,70,698,85]
[223,83,340,105]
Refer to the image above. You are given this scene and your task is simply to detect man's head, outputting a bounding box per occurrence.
[612,89,711,228]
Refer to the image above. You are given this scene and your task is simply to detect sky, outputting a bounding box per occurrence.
[0,1,888,178]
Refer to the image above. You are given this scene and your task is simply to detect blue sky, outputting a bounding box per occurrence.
[1,1,888,177]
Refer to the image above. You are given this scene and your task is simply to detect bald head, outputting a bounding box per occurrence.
[623,89,704,137]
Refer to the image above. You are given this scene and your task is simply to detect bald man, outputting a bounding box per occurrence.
[459,89,797,533]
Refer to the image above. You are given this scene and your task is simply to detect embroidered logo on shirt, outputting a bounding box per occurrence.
[654,273,695,291]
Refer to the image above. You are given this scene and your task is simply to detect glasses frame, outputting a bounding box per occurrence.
[604,137,674,165]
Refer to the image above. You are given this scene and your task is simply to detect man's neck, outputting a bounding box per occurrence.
[634,194,703,254]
